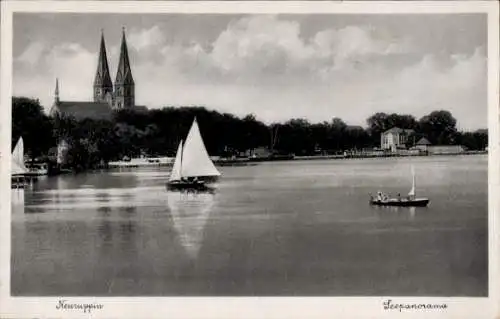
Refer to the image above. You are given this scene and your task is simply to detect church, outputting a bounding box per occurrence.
[50,28,146,120]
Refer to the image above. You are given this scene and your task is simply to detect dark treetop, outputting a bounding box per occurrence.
[12,97,488,171]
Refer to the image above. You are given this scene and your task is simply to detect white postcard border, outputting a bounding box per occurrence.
[1,1,498,319]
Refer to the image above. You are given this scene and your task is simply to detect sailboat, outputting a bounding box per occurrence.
[369,165,430,207]
[11,137,29,188]
[167,118,221,191]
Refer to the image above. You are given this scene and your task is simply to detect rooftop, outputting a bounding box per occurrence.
[383,127,415,135]
[53,101,112,120]
[416,137,432,145]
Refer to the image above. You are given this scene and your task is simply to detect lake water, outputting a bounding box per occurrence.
[11,155,488,296]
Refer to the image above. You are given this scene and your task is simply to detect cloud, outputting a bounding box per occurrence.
[127,25,165,51]
[16,41,46,65]
[13,15,487,130]
[14,42,96,105]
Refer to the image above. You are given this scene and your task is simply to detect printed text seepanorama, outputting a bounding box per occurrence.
[383,299,448,312]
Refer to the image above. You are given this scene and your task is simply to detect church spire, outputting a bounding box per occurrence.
[54,78,59,103]
[93,29,113,103]
[115,26,134,86]
[114,26,135,109]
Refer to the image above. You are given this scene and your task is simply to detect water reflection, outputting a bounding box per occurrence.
[11,189,25,215]
[372,205,419,222]
[97,191,111,214]
[166,190,216,259]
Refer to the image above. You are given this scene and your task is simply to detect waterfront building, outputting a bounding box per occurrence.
[380,127,415,152]
[414,137,432,152]
[56,139,69,165]
[248,147,272,159]
[49,28,146,121]
[427,145,465,155]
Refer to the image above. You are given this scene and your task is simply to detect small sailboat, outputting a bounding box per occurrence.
[167,118,221,191]
[370,166,430,207]
[11,137,29,189]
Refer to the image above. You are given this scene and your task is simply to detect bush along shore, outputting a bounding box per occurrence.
[12,97,488,173]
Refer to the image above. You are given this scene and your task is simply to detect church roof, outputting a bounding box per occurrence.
[115,28,134,86]
[54,101,113,120]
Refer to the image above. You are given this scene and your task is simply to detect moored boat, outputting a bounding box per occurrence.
[166,118,221,191]
[11,137,30,188]
[25,163,49,176]
[370,165,429,207]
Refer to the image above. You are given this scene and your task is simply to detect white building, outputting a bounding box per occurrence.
[380,127,415,152]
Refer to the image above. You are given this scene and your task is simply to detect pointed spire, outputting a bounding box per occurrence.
[54,78,59,103]
[93,29,113,89]
[115,26,134,85]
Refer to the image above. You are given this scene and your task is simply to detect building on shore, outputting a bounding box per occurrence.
[383,127,466,155]
[49,27,146,121]
[248,147,273,159]
[427,145,465,155]
[49,28,147,166]
[414,137,432,152]
[380,127,415,152]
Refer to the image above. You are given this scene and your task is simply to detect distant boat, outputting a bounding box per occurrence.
[26,163,49,176]
[167,118,221,191]
[370,166,430,207]
[11,137,29,188]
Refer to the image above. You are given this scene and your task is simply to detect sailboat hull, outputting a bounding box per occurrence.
[166,180,215,193]
[370,198,429,207]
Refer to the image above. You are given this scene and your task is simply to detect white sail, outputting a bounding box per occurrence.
[12,137,28,176]
[169,141,183,182]
[181,118,221,178]
[408,165,416,197]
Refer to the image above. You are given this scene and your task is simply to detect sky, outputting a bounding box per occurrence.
[12,13,487,130]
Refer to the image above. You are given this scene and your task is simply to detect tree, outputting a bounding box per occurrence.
[275,118,315,155]
[12,97,54,159]
[456,129,488,150]
[366,112,417,147]
[418,110,458,145]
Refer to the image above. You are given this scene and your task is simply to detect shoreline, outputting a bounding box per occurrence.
[103,151,487,169]
[14,151,487,183]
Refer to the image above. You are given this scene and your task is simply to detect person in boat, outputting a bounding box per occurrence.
[377,191,383,202]
[379,192,387,201]
[397,193,401,201]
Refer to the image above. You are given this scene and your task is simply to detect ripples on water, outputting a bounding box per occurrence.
[11,156,488,296]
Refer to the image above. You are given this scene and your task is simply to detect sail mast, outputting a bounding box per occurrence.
[413,167,416,197]
[408,165,416,197]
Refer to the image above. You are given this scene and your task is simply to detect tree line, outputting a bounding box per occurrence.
[12,97,488,171]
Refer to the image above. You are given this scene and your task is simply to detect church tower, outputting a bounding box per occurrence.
[114,27,135,110]
[93,30,113,104]
[54,77,60,104]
